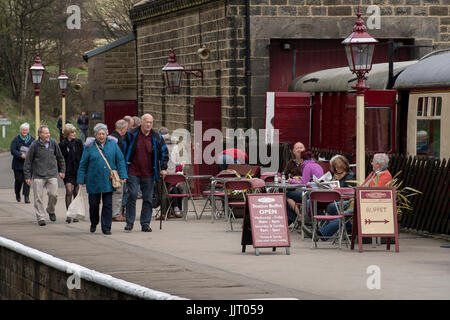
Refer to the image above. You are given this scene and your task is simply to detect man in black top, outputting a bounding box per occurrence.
[77,112,89,143]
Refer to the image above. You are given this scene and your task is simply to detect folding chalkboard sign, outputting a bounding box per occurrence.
[241,193,291,256]
[351,187,399,252]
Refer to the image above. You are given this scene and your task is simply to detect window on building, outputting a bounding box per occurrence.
[416,97,442,158]
[365,106,392,153]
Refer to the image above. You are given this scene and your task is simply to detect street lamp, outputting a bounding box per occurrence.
[29,52,45,138]
[342,7,378,185]
[58,68,69,132]
[162,48,203,93]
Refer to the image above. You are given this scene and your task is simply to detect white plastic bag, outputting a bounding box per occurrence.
[67,187,86,220]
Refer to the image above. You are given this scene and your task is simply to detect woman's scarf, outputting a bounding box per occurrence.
[19,134,32,145]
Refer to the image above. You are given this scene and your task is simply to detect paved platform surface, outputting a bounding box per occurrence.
[0,153,449,299]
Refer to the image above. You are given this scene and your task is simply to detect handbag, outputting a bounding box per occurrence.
[95,143,122,189]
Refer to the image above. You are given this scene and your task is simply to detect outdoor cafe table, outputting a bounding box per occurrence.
[222,178,266,231]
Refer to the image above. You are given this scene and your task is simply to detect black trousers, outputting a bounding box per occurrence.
[14,170,30,197]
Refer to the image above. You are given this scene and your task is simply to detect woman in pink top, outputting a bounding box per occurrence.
[289,150,324,185]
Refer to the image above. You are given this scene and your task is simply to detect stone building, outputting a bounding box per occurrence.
[83,34,138,134]
[128,0,449,136]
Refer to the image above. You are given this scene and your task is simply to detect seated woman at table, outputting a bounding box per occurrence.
[285,148,324,225]
[324,154,357,214]
[317,153,392,240]
[159,127,184,218]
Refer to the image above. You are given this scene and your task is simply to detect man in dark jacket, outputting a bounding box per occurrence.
[77,112,89,143]
[10,122,35,203]
[123,114,168,232]
[24,125,66,226]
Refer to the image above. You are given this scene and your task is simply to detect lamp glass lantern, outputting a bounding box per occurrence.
[29,54,45,85]
[58,69,69,90]
[162,49,185,93]
[341,9,378,75]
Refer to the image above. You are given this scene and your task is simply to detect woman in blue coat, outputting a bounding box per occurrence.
[10,123,35,203]
[77,123,127,235]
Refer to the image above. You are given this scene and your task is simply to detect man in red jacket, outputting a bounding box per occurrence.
[218,148,248,171]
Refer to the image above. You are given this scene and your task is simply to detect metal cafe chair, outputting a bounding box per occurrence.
[200,189,225,220]
[309,190,344,249]
[223,179,253,231]
[162,174,199,222]
[334,187,355,247]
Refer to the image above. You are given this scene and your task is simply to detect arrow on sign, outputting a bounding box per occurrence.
[365,219,389,225]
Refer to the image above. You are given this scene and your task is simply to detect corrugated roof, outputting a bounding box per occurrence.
[394,50,450,89]
[289,61,417,93]
[83,33,136,62]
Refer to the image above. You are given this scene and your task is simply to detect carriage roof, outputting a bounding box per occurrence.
[289,61,417,93]
[394,50,450,89]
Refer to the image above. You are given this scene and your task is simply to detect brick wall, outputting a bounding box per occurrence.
[135,1,248,132]
[132,0,449,131]
[0,247,139,300]
[87,40,137,133]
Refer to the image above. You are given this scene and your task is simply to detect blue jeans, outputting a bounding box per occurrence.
[126,175,154,227]
[80,129,88,143]
[122,181,129,209]
[88,192,113,232]
[286,190,302,225]
[319,201,353,239]
[169,185,182,210]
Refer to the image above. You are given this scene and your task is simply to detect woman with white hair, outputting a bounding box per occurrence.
[362,153,392,187]
[77,123,127,235]
[10,122,35,203]
[59,123,84,223]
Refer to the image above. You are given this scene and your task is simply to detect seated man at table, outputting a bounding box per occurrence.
[283,142,305,225]
[217,148,248,172]
[315,153,392,240]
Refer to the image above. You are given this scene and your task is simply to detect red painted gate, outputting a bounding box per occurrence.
[193,97,222,195]
[104,100,138,133]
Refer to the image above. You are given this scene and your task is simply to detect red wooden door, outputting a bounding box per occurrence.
[104,100,138,133]
[266,92,311,147]
[193,97,222,195]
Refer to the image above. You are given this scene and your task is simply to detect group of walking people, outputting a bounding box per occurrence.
[11,113,172,235]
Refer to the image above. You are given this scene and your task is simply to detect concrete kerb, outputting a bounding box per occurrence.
[0,236,187,300]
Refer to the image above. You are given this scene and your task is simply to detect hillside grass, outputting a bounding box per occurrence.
[0,89,77,152]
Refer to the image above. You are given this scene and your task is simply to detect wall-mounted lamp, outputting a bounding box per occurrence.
[162,48,204,93]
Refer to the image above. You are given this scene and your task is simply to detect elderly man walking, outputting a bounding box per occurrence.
[123,114,168,232]
[24,125,65,226]
[110,119,128,222]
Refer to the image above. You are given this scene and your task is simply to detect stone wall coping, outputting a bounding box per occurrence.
[0,236,186,300]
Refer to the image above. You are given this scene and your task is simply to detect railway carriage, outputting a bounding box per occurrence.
[265,50,450,160]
